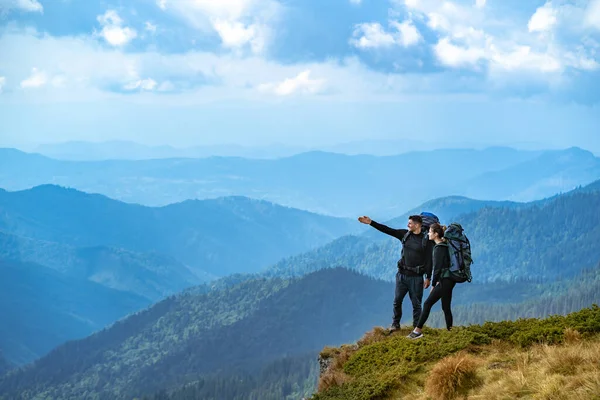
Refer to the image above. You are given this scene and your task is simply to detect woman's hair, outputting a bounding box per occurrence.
[429,223,447,239]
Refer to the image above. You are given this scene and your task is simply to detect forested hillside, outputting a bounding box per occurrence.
[3,262,600,400]
[0,231,204,301]
[0,269,391,400]
[268,184,600,283]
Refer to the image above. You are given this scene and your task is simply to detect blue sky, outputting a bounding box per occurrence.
[0,0,599,152]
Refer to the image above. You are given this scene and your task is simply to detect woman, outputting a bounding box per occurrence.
[407,222,456,339]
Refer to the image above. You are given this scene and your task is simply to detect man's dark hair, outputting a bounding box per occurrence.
[408,215,423,225]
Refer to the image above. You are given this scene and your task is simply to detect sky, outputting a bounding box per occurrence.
[0,0,599,152]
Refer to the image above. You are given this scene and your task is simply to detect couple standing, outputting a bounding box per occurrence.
[358,214,456,339]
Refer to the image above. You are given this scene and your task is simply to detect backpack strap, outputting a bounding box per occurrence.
[401,230,411,244]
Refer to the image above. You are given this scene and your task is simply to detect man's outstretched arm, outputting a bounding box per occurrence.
[358,216,408,240]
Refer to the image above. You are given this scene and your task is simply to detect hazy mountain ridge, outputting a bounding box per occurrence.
[0,258,149,365]
[0,184,358,277]
[462,147,600,202]
[0,230,208,301]
[3,146,595,218]
[29,140,531,161]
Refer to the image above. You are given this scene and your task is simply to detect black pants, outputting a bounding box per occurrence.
[417,278,456,330]
[393,272,424,327]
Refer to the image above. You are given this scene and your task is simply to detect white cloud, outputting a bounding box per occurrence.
[160,0,280,54]
[145,22,157,33]
[18,67,69,89]
[528,2,557,33]
[96,10,137,47]
[351,19,421,49]
[401,0,599,76]
[258,70,325,96]
[0,23,596,106]
[490,45,561,72]
[124,78,158,91]
[0,0,43,13]
[157,0,167,10]
[351,23,396,48]
[585,0,600,29]
[212,19,266,53]
[158,81,175,92]
[434,34,567,73]
[350,0,362,4]
[20,67,47,88]
[404,0,480,32]
[0,77,5,93]
[434,37,486,67]
[390,20,422,46]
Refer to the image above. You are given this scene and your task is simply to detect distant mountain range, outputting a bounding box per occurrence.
[2,146,599,217]
[28,139,520,161]
[0,231,207,301]
[0,258,148,365]
[0,185,358,277]
[0,185,358,365]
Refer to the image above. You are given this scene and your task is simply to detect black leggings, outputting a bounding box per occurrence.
[416,278,456,330]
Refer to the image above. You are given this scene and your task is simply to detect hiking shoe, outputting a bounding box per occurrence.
[388,324,400,332]
[407,330,423,339]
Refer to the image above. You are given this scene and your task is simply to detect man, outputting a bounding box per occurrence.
[358,214,434,331]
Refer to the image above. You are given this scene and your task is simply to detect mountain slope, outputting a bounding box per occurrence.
[0,258,149,365]
[0,231,206,301]
[0,260,600,400]
[267,182,600,283]
[2,263,600,400]
[0,353,11,377]
[0,185,358,276]
[141,262,600,400]
[0,268,393,400]
[312,305,600,400]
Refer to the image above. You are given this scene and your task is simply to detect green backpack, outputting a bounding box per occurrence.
[444,223,473,283]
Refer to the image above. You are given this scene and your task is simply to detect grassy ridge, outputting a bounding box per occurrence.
[313,305,600,400]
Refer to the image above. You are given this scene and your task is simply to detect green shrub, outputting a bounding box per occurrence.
[313,306,600,400]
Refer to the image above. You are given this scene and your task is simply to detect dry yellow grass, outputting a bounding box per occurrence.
[424,352,482,400]
[318,369,351,392]
[356,326,390,348]
[406,332,600,400]
[318,343,358,392]
[315,314,600,400]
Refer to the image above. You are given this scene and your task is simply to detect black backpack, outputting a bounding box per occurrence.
[444,223,473,283]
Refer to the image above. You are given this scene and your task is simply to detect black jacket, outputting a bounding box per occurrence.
[369,220,434,279]
[432,242,451,286]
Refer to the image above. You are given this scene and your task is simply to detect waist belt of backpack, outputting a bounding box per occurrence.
[397,260,424,274]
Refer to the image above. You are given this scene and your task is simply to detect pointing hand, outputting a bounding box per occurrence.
[358,216,372,225]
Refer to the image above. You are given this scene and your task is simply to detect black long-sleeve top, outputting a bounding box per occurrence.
[432,242,451,286]
[369,220,434,279]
